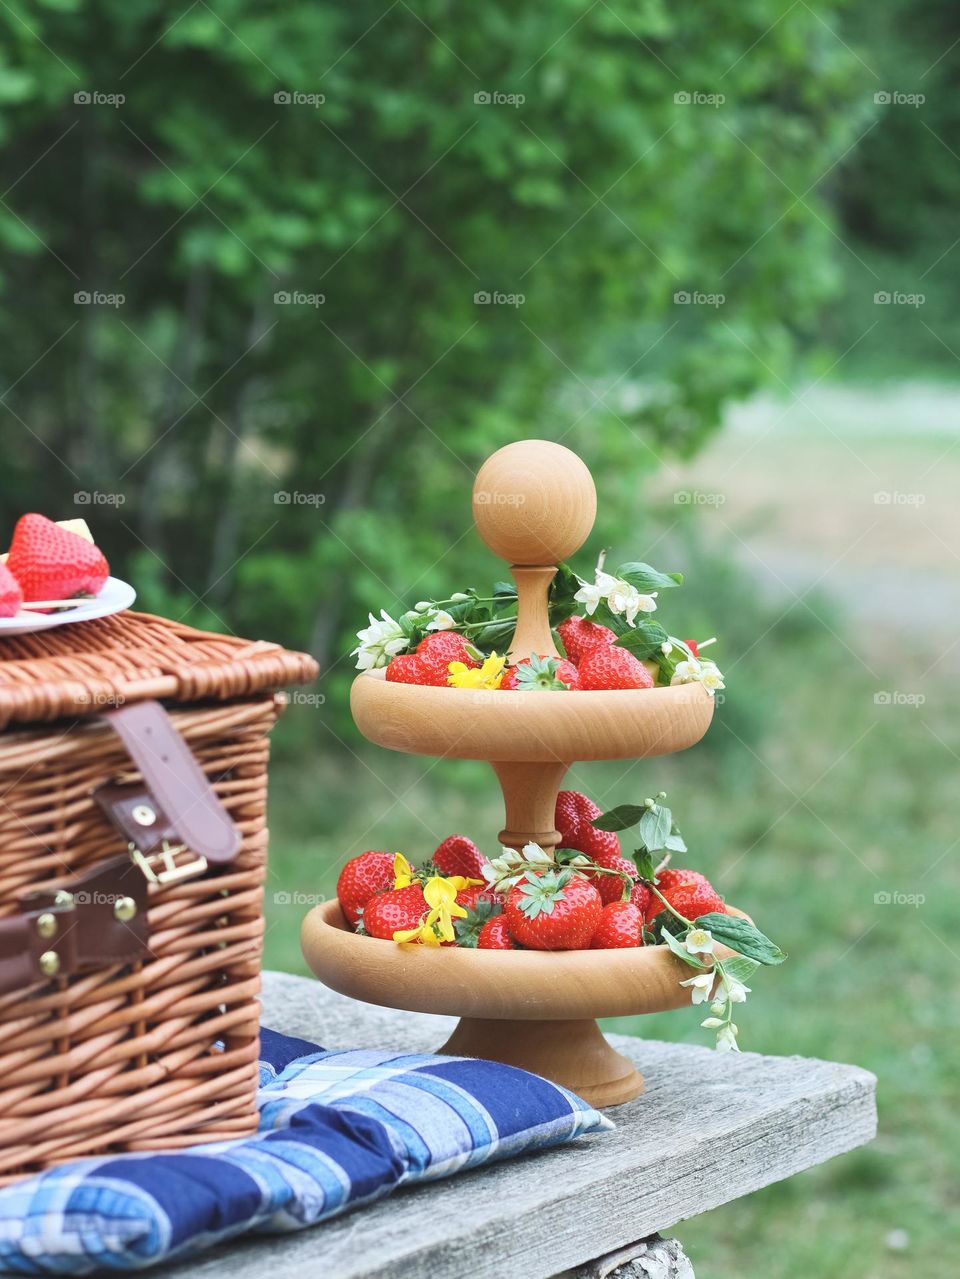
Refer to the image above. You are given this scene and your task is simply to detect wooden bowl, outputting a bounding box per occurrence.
[302,899,742,1107]
[350,669,714,763]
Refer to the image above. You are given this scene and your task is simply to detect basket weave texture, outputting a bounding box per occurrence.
[0,611,317,1181]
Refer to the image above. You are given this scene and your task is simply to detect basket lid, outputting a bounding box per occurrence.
[0,610,319,730]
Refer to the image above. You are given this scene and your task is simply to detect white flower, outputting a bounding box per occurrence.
[415,601,433,612]
[716,1023,740,1052]
[521,842,553,864]
[607,581,658,625]
[573,578,604,615]
[353,610,407,670]
[680,972,716,1005]
[672,655,725,697]
[425,610,456,631]
[684,928,715,956]
[721,973,750,1004]
[450,592,471,602]
[661,641,674,656]
[710,999,727,1017]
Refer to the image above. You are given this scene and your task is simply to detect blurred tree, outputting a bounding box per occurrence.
[0,0,864,680]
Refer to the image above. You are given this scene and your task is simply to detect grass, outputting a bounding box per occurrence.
[260,398,959,1278]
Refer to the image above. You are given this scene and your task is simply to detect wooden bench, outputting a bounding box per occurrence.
[151,971,876,1279]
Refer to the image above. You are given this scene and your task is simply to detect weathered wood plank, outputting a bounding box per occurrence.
[148,972,876,1279]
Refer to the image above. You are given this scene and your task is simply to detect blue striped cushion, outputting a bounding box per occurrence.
[0,1028,613,1273]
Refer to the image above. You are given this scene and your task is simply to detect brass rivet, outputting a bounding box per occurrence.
[54,890,75,910]
[114,896,137,922]
[39,950,60,977]
[131,804,157,827]
[36,912,57,940]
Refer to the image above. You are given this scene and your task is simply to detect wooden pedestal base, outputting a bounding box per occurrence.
[438,1016,645,1108]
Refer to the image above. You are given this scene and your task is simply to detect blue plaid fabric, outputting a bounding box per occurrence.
[0,1028,612,1273]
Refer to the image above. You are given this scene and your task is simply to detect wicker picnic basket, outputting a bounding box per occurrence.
[0,610,317,1182]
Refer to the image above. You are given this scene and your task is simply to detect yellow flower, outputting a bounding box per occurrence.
[394,874,470,946]
[393,852,416,889]
[447,652,507,690]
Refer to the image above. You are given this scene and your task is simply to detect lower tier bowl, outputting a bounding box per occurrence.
[301,900,740,1106]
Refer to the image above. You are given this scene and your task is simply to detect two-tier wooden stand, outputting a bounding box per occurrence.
[302,440,718,1105]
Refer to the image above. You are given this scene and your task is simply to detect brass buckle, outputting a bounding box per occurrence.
[129,840,208,885]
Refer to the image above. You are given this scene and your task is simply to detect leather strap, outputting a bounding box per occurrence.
[0,856,150,995]
[103,702,239,865]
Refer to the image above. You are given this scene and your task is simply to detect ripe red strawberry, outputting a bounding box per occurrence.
[433,834,489,880]
[555,790,622,863]
[455,899,504,947]
[586,853,644,905]
[0,562,23,618]
[504,870,602,951]
[591,901,644,949]
[501,653,579,691]
[578,644,655,691]
[362,884,427,939]
[477,915,517,949]
[385,653,447,686]
[7,514,108,602]
[416,632,481,678]
[336,851,395,927]
[647,868,725,922]
[557,615,616,664]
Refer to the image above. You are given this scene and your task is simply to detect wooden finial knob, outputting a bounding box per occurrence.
[472,439,597,566]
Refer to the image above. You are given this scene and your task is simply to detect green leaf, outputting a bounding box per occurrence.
[639,803,673,851]
[632,849,656,880]
[493,581,517,598]
[592,804,647,832]
[660,924,707,969]
[616,562,684,593]
[719,955,760,984]
[696,913,787,965]
[613,620,669,658]
[664,831,687,853]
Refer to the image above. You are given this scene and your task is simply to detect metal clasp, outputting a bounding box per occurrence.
[129,839,208,884]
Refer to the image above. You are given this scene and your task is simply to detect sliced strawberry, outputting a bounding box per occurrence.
[0,562,23,618]
[7,513,108,602]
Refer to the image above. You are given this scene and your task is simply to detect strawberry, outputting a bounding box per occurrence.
[0,562,23,618]
[586,852,646,906]
[591,901,644,949]
[416,632,481,678]
[647,868,725,923]
[455,898,504,947]
[555,790,622,863]
[557,615,616,664]
[477,915,517,949]
[685,639,700,659]
[577,644,655,691]
[504,870,602,951]
[336,851,395,927]
[362,884,427,939]
[433,834,489,880]
[385,653,447,686]
[501,653,579,691]
[7,514,108,602]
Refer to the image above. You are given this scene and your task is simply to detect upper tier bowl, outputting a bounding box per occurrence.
[351,668,715,762]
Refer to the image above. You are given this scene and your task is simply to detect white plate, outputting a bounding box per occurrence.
[0,577,137,637]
